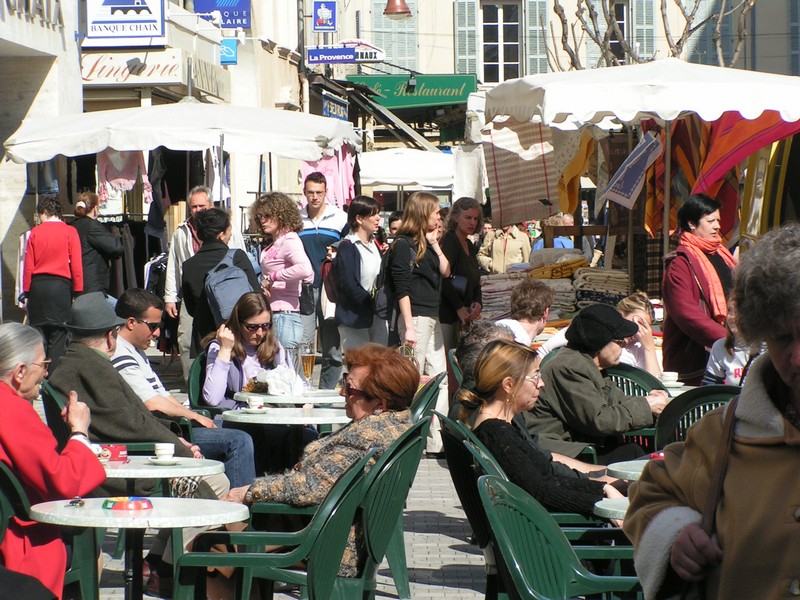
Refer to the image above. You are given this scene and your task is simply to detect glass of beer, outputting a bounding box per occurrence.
[300,342,315,386]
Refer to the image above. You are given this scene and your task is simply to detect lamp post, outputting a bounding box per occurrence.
[384,0,412,20]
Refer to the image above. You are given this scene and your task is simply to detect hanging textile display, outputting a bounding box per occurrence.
[300,146,356,209]
[96,149,153,206]
[482,116,559,227]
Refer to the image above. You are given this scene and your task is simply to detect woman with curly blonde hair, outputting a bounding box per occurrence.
[249,192,313,349]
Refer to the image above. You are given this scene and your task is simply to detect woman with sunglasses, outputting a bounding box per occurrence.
[202,292,315,473]
[248,192,313,350]
[225,343,419,575]
[457,339,624,518]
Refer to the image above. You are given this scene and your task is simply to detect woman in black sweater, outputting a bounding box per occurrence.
[456,339,625,517]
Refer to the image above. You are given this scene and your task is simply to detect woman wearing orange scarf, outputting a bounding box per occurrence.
[662,195,737,385]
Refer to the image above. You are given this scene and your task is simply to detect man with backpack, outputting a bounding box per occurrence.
[298,172,348,389]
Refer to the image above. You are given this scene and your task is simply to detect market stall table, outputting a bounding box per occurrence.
[593,497,630,521]
[607,459,650,481]
[30,497,249,600]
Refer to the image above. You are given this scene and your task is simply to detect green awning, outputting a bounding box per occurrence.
[346,74,477,110]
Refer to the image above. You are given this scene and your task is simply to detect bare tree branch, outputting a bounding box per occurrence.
[726,0,755,67]
[551,0,580,70]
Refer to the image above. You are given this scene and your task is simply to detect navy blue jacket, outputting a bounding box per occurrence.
[333,239,375,329]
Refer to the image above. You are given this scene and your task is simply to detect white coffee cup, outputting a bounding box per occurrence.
[247,397,264,410]
[154,443,175,459]
[661,371,679,383]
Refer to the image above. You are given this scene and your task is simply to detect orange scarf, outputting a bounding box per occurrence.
[679,231,737,323]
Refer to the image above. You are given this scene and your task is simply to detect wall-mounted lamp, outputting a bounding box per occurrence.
[384,0,412,20]
[406,73,416,93]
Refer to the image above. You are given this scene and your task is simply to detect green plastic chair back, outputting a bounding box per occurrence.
[448,348,464,386]
[0,462,100,600]
[40,379,72,452]
[654,384,739,450]
[605,363,667,395]
[187,350,226,416]
[478,475,639,600]
[410,372,447,422]
[174,450,375,600]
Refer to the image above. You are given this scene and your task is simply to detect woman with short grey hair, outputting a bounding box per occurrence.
[0,322,105,597]
[625,223,800,600]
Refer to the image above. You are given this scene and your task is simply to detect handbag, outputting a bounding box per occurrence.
[450,274,469,298]
[679,395,739,600]
[299,281,315,315]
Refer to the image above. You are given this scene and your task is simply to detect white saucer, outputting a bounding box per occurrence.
[663,381,685,389]
[148,457,179,466]
[241,407,268,414]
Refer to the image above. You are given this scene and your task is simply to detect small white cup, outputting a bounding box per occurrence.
[247,397,264,410]
[154,443,175,459]
[660,371,679,383]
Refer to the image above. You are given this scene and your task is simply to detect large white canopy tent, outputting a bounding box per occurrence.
[485,57,800,255]
[358,148,454,188]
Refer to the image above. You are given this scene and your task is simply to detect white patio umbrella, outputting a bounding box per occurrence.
[359,148,454,188]
[485,57,800,254]
[3,98,362,164]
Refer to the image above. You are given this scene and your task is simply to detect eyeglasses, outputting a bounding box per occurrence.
[135,319,161,333]
[31,359,52,371]
[345,381,372,401]
[524,370,542,385]
[243,322,272,332]
[304,190,325,197]
[255,213,272,221]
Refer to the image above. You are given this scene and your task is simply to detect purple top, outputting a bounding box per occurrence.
[203,339,294,409]
[259,232,314,312]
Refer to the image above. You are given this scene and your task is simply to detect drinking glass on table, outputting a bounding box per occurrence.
[299,342,315,386]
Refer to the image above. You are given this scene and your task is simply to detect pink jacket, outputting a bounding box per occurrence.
[260,232,313,312]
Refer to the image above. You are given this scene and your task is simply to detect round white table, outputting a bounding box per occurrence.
[666,384,698,397]
[103,456,224,479]
[31,497,249,600]
[221,407,351,426]
[233,390,345,406]
[606,459,650,481]
[593,497,630,521]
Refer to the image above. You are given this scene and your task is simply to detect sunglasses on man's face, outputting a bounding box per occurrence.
[243,322,272,333]
[136,319,161,333]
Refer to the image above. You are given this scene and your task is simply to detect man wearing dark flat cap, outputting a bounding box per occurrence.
[49,292,229,500]
[524,303,669,465]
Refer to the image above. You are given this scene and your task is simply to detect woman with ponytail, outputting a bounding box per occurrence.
[456,339,623,518]
[662,195,737,385]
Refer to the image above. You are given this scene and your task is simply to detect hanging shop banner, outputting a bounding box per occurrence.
[312,1,337,32]
[347,74,477,109]
[194,0,251,29]
[220,38,238,65]
[307,47,356,64]
[84,0,167,48]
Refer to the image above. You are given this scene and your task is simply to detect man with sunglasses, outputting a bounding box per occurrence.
[111,288,256,489]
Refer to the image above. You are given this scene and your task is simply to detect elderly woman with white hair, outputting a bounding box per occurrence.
[0,323,105,599]
[625,223,800,600]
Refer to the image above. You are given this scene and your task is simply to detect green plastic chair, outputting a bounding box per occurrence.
[654,384,740,450]
[172,450,376,600]
[448,348,464,386]
[605,364,668,453]
[187,350,226,417]
[478,475,640,600]
[0,462,100,600]
[248,417,433,600]
[410,372,447,422]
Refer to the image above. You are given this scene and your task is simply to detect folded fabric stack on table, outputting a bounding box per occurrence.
[572,267,629,309]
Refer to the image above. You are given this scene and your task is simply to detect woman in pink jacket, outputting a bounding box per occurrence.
[249,192,313,350]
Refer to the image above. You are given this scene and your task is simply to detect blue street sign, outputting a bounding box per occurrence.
[312,1,337,33]
[307,47,355,64]
[220,38,238,65]
[194,0,250,29]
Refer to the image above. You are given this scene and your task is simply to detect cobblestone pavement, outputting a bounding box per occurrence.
[93,348,486,599]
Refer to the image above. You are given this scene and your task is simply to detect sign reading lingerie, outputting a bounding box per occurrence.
[599,131,663,209]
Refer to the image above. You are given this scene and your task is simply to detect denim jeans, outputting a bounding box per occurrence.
[191,426,256,488]
[273,311,304,350]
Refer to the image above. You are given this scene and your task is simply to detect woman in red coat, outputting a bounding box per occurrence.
[662,195,737,385]
[0,323,105,599]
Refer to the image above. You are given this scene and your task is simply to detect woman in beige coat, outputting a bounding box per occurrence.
[625,223,800,600]
[476,224,531,274]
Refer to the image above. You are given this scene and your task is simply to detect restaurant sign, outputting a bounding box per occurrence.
[347,74,477,109]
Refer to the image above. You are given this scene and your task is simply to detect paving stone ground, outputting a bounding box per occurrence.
[92,347,486,599]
